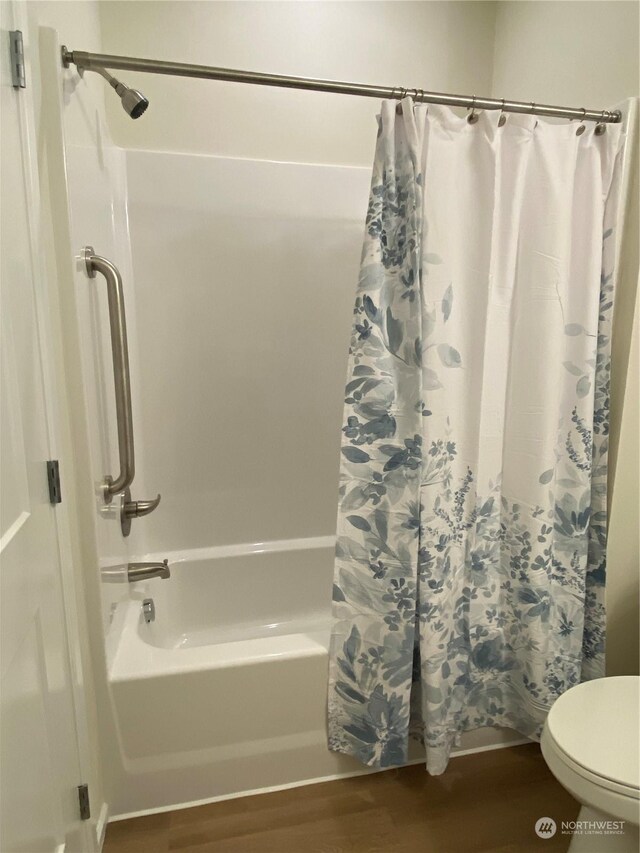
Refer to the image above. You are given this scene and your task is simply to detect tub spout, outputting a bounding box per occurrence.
[128,559,170,582]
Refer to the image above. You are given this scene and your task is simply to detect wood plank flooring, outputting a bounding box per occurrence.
[103,743,579,853]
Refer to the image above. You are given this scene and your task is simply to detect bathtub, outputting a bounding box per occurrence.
[106,536,528,818]
[106,536,386,817]
[111,537,335,679]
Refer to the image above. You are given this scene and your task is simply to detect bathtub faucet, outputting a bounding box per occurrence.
[127,559,170,582]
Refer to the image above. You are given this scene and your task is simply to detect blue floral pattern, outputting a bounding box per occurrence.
[327,101,621,775]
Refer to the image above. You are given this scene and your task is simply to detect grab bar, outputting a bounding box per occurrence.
[83,247,135,502]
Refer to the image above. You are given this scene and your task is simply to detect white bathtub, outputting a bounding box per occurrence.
[111,537,335,680]
[106,536,385,817]
[106,536,528,818]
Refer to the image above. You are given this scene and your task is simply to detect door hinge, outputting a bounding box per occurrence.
[47,460,62,504]
[9,31,26,89]
[77,784,91,821]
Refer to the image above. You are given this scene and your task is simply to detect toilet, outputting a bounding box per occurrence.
[541,676,640,852]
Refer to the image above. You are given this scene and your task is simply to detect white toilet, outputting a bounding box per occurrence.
[541,676,640,852]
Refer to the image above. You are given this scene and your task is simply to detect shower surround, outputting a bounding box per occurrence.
[63,121,525,817]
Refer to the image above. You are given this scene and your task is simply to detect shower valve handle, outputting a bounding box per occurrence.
[120,487,161,537]
[124,493,161,519]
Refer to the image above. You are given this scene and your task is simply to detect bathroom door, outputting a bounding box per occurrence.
[0,6,92,852]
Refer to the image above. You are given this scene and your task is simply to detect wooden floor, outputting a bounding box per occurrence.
[103,744,579,853]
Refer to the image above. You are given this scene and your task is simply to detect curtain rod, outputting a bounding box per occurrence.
[61,48,622,124]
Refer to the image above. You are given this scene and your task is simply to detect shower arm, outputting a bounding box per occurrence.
[61,47,622,124]
[92,64,121,90]
[73,56,149,119]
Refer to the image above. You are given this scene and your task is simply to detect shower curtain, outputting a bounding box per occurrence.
[328,100,624,775]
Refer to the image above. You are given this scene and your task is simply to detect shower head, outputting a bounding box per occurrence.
[94,66,149,119]
[116,82,149,119]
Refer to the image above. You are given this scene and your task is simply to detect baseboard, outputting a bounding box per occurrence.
[109,737,532,823]
[95,801,109,850]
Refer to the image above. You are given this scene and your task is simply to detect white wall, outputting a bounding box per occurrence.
[492,0,640,674]
[492,1,639,107]
[607,283,639,676]
[123,150,371,556]
[98,0,496,167]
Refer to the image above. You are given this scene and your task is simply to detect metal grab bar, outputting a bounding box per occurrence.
[83,247,135,502]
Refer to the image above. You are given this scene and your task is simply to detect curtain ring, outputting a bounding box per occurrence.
[391,86,401,113]
[498,98,507,127]
[467,94,479,124]
[395,87,408,114]
[595,109,607,136]
[416,89,429,114]
[576,107,587,135]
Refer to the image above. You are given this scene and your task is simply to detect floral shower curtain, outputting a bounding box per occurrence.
[327,100,624,775]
